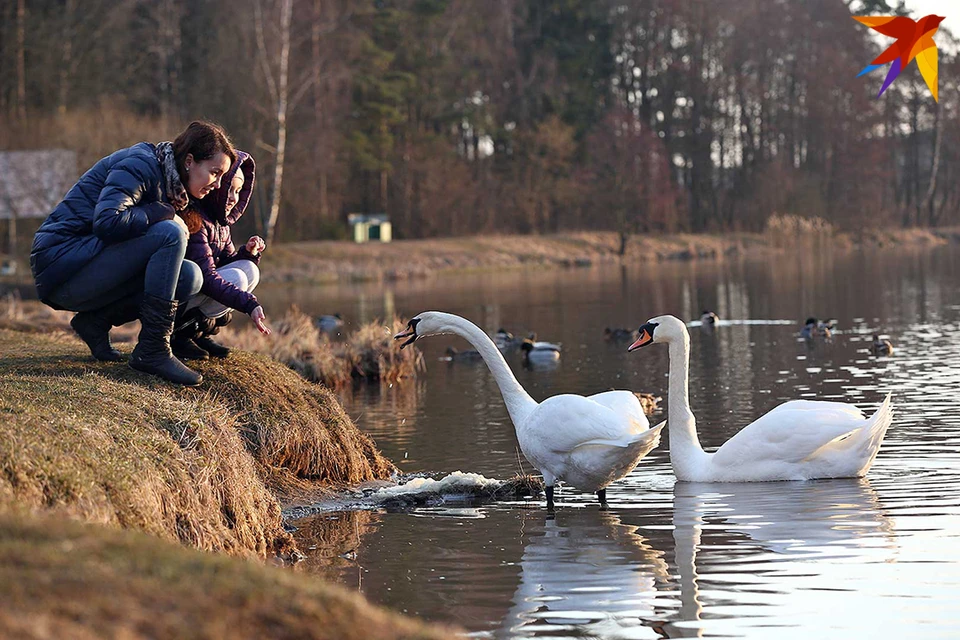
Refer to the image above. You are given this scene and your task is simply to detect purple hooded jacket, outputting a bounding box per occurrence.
[184,150,261,315]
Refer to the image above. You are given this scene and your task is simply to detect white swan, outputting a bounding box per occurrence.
[395,312,665,508]
[627,315,894,482]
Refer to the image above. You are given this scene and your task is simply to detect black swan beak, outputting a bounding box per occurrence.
[393,319,419,349]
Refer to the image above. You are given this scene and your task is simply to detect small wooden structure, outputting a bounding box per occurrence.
[0,149,77,255]
[347,213,391,243]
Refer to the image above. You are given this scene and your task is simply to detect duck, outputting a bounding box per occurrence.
[317,313,344,333]
[444,346,484,362]
[800,317,831,339]
[604,327,637,342]
[395,312,665,508]
[521,337,562,363]
[494,328,524,351]
[871,334,894,356]
[627,315,894,482]
[699,310,720,327]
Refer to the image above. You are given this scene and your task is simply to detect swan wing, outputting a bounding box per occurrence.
[711,400,871,467]
[524,395,642,455]
[587,390,650,430]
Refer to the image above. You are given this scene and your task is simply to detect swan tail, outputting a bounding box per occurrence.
[572,421,666,451]
[801,394,894,474]
[862,392,895,459]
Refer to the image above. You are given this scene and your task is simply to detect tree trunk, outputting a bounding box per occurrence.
[58,0,75,116]
[16,0,27,122]
[265,0,293,245]
[922,101,942,227]
[312,0,329,220]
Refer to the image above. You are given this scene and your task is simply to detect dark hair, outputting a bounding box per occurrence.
[172,120,237,180]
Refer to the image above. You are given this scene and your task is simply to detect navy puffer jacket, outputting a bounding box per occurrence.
[184,150,260,315]
[30,142,172,304]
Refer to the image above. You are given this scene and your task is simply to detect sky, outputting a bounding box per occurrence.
[904,0,953,30]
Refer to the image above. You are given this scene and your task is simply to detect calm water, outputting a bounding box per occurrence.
[262,248,960,638]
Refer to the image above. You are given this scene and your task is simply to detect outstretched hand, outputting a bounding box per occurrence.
[251,306,272,335]
[245,235,266,256]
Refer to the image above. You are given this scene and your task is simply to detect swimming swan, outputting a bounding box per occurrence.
[395,312,665,508]
[627,315,893,482]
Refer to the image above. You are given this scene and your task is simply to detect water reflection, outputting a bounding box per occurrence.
[269,247,960,637]
[666,479,896,638]
[502,509,669,639]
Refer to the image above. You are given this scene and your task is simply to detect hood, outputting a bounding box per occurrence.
[198,150,255,225]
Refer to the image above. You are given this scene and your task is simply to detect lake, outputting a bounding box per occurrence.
[260,247,960,638]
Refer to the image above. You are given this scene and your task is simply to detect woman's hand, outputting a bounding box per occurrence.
[245,236,266,256]
[250,306,272,335]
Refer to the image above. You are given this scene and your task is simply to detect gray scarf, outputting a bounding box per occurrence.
[155,141,190,211]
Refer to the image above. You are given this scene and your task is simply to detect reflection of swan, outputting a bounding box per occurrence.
[669,479,895,637]
[502,509,669,638]
[395,313,664,508]
[628,315,894,481]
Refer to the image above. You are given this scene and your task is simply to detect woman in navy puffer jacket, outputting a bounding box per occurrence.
[30,121,236,386]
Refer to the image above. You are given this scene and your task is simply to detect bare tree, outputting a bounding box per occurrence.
[16,0,26,121]
[255,0,293,246]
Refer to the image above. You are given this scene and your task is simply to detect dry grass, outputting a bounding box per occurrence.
[764,213,835,249]
[1,292,74,333]
[220,307,425,387]
[0,510,457,640]
[0,292,141,342]
[0,365,294,560]
[0,328,397,558]
[199,349,396,489]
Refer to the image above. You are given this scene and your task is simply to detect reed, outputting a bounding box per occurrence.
[764,212,835,249]
[220,308,424,387]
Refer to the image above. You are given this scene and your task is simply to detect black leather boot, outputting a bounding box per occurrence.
[71,311,123,361]
[194,314,231,358]
[171,308,210,361]
[129,294,202,386]
[70,295,142,362]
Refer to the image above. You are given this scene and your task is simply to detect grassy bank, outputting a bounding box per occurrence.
[0,328,395,559]
[0,510,455,639]
[261,226,958,285]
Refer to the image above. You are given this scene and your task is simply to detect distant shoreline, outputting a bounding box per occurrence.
[3,227,957,296]
[260,228,959,285]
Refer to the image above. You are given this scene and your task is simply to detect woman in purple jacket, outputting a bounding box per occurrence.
[173,150,271,359]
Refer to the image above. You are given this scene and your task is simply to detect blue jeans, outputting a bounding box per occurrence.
[47,220,202,312]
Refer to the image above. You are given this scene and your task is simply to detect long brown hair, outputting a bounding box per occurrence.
[172,120,237,184]
[178,207,204,235]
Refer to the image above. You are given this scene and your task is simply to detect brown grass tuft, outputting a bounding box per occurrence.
[220,307,425,387]
[764,213,835,249]
[196,350,396,489]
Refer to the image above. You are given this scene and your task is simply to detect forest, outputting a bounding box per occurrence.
[0,0,956,243]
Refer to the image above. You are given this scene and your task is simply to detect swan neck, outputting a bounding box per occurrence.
[442,316,537,425]
[667,331,705,464]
